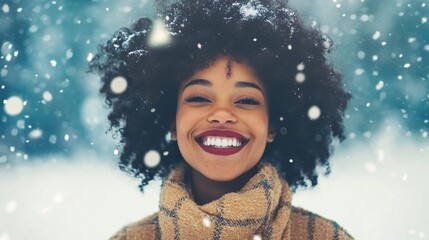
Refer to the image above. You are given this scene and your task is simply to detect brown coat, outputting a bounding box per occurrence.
[110,163,354,240]
[110,208,353,240]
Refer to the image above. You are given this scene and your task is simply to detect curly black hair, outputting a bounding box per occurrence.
[89,0,351,192]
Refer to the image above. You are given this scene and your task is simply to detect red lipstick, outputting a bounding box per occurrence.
[195,130,249,156]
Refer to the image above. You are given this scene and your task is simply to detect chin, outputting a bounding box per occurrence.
[200,167,244,182]
[207,174,239,182]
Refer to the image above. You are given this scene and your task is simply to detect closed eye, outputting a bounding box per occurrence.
[184,95,211,103]
[235,97,260,105]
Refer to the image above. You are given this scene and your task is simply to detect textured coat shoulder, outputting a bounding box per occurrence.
[290,206,354,240]
[110,208,354,240]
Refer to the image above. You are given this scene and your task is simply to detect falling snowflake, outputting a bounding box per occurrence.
[28,129,43,139]
[43,91,53,102]
[110,76,128,94]
[144,150,161,168]
[307,105,321,120]
[2,4,10,13]
[372,31,381,40]
[113,149,119,155]
[4,96,24,116]
[50,60,57,67]
[296,62,305,71]
[295,72,305,83]
[375,81,384,90]
[354,68,365,76]
[253,234,262,240]
[86,53,94,62]
[202,216,211,227]
[148,19,171,47]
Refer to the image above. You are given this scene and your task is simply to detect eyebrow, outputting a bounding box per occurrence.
[182,78,264,95]
[182,79,212,89]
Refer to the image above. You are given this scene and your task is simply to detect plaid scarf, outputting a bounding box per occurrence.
[159,162,293,240]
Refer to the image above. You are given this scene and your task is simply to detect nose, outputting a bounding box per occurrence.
[207,107,237,124]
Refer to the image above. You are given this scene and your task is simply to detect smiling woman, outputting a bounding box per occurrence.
[176,58,274,205]
[89,0,353,239]
[176,58,272,184]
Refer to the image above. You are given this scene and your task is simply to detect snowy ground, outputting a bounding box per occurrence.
[1,124,428,240]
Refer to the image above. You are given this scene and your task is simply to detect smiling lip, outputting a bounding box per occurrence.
[195,130,249,156]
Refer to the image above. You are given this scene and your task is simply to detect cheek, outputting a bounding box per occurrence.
[175,109,186,135]
[175,107,198,135]
[247,111,269,134]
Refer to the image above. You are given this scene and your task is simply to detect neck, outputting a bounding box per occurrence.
[189,166,258,205]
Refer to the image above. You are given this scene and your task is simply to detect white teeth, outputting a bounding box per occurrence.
[232,138,237,147]
[201,136,243,148]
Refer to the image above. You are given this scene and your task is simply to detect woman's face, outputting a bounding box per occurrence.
[175,57,274,181]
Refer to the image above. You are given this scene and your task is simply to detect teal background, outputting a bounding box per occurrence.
[1,0,428,239]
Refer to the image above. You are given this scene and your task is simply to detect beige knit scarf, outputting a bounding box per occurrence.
[159,162,293,240]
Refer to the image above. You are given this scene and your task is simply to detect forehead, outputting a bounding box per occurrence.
[182,57,264,88]
[179,58,267,98]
